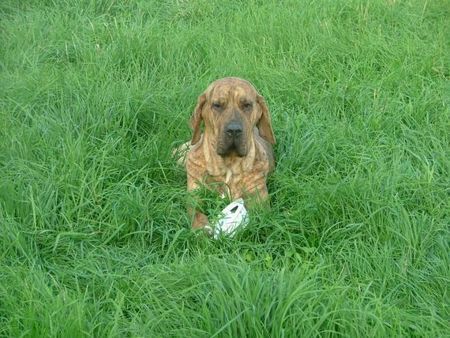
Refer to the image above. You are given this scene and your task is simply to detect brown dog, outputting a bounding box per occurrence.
[185,77,276,229]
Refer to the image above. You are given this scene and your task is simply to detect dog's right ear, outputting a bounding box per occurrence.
[190,93,206,145]
[256,94,276,145]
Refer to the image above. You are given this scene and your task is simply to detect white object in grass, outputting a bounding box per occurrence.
[211,198,249,239]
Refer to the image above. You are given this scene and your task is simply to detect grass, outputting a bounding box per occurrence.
[0,0,449,336]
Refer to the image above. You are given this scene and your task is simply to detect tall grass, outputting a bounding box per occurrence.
[1,0,449,336]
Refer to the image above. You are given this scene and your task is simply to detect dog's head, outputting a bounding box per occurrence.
[190,77,275,157]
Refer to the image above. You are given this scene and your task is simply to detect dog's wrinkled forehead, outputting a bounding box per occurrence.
[206,78,257,102]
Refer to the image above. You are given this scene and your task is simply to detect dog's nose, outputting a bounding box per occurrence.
[226,121,243,137]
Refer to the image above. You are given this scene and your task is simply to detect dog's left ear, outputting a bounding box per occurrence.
[190,93,206,145]
[256,94,276,144]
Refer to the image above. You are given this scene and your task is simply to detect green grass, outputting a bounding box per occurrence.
[1,0,449,336]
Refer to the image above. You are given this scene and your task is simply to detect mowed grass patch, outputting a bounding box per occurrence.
[1,0,449,336]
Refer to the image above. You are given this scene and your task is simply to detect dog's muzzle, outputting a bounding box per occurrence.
[226,120,243,138]
[217,120,247,157]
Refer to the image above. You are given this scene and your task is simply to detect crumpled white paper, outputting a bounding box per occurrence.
[211,198,249,239]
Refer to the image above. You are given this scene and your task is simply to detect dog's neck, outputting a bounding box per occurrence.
[201,131,256,177]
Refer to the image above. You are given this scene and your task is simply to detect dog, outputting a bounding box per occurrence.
[180,77,276,229]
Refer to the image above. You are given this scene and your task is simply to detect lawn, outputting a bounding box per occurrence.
[0,0,449,336]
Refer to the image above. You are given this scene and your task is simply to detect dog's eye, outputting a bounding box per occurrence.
[242,102,253,110]
[212,102,223,110]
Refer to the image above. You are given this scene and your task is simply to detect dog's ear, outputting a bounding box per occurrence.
[256,94,276,144]
[190,93,206,145]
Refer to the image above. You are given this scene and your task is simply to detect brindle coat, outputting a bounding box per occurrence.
[186,77,276,229]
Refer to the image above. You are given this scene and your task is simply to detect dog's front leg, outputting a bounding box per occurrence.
[188,208,209,229]
[187,174,210,229]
